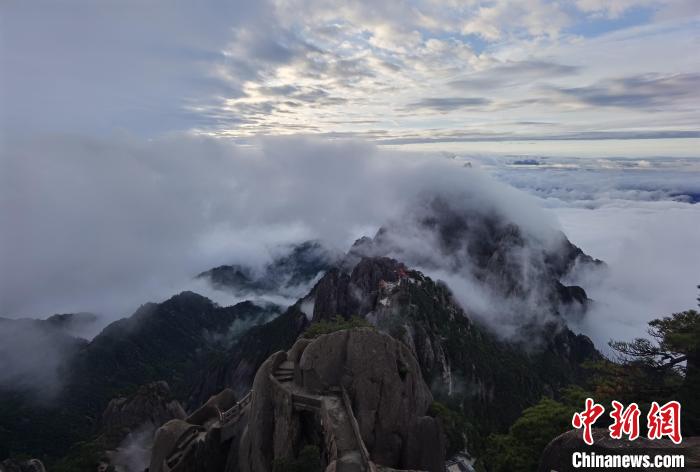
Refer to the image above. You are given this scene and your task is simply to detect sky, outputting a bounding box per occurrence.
[1,0,699,153]
[0,0,699,353]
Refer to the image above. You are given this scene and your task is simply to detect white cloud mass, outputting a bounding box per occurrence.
[483,156,700,351]
[1,0,698,149]
[1,0,699,356]
[1,134,557,322]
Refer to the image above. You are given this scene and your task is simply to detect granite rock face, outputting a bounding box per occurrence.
[299,329,439,469]
[186,307,308,408]
[96,381,187,472]
[149,328,445,472]
[101,381,186,446]
[187,388,237,426]
[306,256,600,434]
[238,328,445,472]
[342,196,601,319]
[0,459,46,472]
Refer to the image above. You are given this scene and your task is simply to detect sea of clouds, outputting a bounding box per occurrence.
[470,155,700,351]
[1,135,698,359]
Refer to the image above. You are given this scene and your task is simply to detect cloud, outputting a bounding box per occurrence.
[461,0,571,41]
[2,0,698,149]
[557,202,700,353]
[109,425,156,472]
[575,0,700,20]
[0,0,268,136]
[0,134,567,325]
[575,0,656,18]
[407,97,491,112]
[549,73,700,109]
[448,60,580,91]
[0,318,84,400]
[481,155,700,353]
[489,158,700,205]
[374,129,700,146]
[1,0,699,361]
[1,131,698,376]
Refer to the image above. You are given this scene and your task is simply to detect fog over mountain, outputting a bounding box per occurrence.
[3,135,698,355]
[478,155,700,349]
[1,135,560,322]
[2,1,699,470]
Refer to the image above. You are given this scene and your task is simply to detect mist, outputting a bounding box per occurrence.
[1,133,698,365]
[556,201,700,353]
[472,155,700,353]
[0,134,562,322]
[0,318,84,400]
[109,425,156,472]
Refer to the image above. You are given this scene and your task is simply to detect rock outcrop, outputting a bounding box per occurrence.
[539,429,700,472]
[0,292,276,461]
[97,381,187,472]
[186,306,309,407]
[197,240,342,297]
[0,459,46,472]
[149,328,445,472]
[306,256,600,433]
[342,196,601,319]
[298,329,440,469]
[101,381,186,446]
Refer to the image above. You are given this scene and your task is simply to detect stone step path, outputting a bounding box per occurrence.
[273,360,295,383]
[165,425,204,470]
[218,356,379,472]
[219,392,253,443]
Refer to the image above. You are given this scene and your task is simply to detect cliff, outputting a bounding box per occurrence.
[149,328,446,472]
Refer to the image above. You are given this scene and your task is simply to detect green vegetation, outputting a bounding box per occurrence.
[481,389,585,472]
[428,401,470,457]
[272,445,322,472]
[0,294,282,464]
[302,315,372,339]
[51,441,111,472]
[610,309,699,376]
[385,275,599,461]
[482,292,700,471]
[605,305,700,434]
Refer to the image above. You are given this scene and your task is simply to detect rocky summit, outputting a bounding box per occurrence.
[149,328,445,472]
[303,256,599,433]
[0,227,600,472]
[0,214,614,471]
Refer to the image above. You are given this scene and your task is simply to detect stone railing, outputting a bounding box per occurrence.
[219,390,253,425]
[340,386,378,472]
[291,392,323,411]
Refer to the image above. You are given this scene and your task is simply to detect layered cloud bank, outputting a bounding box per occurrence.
[3,134,697,359]
[2,1,698,150]
[1,135,561,322]
[476,155,700,350]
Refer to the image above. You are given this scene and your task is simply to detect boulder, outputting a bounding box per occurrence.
[187,388,237,426]
[237,351,287,472]
[149,328,444,472]
[101,381,186,447]
[299,328,444,471]
[539,428,700,472]
[0,459,46,472]
[148,419,206,472]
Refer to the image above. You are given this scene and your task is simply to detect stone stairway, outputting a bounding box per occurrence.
[165,425,205,470]
[273,360,295,383]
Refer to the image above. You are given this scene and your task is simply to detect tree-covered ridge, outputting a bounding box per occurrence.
[0,292,276,462]
[481,289,700,472]
[302,315,372,339]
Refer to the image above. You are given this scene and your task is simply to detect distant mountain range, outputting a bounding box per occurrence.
[0,201,605,470]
